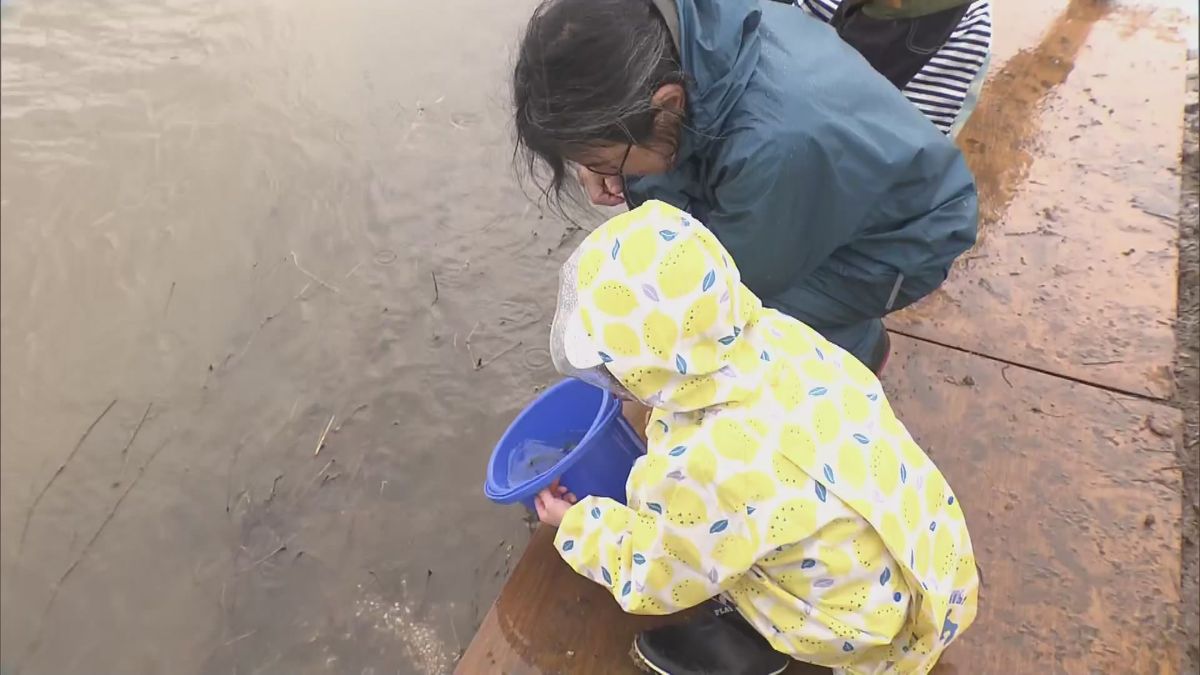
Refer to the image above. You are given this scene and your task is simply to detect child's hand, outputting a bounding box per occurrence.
[534,479,577,527]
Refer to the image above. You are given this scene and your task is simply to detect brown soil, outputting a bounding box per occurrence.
[956,0,1111,238]
[1176,52,1199,675]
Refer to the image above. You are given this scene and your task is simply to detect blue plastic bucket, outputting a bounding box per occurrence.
[485,379,645,510]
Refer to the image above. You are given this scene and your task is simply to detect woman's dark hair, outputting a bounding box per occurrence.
[512,0,684,204]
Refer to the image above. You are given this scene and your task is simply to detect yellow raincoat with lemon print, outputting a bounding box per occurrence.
[551,201,978,673]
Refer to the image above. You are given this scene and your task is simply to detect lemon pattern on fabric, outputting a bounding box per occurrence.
[602,323,641,357]
[643,310,678,359]
[593,280,637,317]
[657,235,709,299]
[551,201,978,673]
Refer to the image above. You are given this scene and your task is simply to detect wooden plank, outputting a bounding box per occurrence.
[455,525,830,675]
[455,525,696,675]
[883,334,1182,673]
[892,9,1187,398]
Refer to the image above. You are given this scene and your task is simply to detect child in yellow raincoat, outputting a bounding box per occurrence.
[536,201,978,674]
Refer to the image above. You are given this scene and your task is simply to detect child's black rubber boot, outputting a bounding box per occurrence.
[630,609,791,675]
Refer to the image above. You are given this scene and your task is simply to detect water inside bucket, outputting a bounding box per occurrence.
[506,432,584,485]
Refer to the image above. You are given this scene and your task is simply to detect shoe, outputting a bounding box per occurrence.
[705,598,761,640]
[631,610,791,675]
[868,330,892,376]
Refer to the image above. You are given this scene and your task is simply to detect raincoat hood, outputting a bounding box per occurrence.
[668,0,761,141]
[552,200,770,413]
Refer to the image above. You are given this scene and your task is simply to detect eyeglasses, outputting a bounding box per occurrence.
[586,143,631,177]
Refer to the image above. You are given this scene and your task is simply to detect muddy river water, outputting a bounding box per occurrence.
[0,0,1195,674]
[0,0,572,672]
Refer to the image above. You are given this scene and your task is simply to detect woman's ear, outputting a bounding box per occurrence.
[649,83,686,156]
[651,83,686,114]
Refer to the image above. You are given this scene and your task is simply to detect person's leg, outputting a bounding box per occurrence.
[768,251,956,373]
[793,316,888,374]
[766,266,894,373]
[631,608,792,675]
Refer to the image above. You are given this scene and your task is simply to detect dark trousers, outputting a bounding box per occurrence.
[829,1,971,89]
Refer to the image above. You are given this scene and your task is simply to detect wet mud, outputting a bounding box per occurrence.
[1174,51,1199,675]
[956,0,1112,237]
[892,0,1189,398]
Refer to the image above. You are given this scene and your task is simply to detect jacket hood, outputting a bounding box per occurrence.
[669,0,762,141]
[625,0,978,366]
[560,200,768,413]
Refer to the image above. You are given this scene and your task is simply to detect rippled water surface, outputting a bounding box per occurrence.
[1,1,572,672]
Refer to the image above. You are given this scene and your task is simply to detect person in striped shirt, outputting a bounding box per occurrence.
[796,0,992,136]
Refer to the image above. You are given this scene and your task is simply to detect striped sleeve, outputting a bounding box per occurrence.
[902,0,993,134]
[796,0,839,22]
[794,0,993,135]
